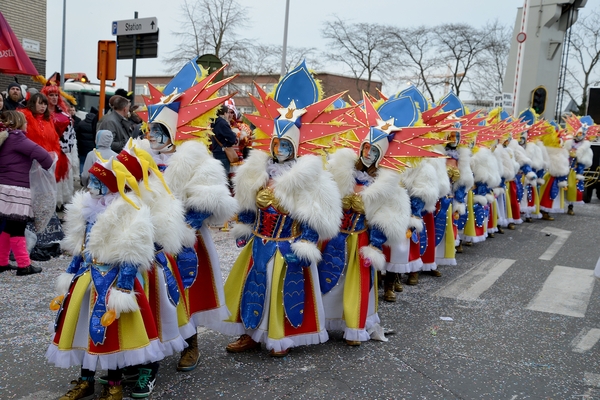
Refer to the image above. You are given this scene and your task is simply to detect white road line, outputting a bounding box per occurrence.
[539,227,572,261]
[584,372,600,387]
[526,266,595,318]
[434,258,515,301]
[571,328,600,353]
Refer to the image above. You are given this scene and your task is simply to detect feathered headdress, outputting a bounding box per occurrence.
[244,61,355,157]
[563,113,599,141]
[117,138,171,194]
[137,57,237,144]
[89,156,141,209]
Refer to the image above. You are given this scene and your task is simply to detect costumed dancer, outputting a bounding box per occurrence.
[562,114,596,215]
[506,124,536,228]
[47,158,162,400]
[319,94,411,339]
[137,58,239,371]
[220,62,344,356]
[518,109,545,222]
[538,121,570,217]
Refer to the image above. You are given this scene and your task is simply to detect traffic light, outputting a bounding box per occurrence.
[531,86,547,115]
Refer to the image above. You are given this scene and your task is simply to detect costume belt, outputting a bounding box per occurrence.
[154,245,181,307]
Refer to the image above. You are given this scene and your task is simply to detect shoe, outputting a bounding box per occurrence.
[426,270,442,277]
[407,272,419,286]
[394,275,404,292]
[383,287,397,302]
[98,368,139,385]
[525,217,533,223]
[497,226,505,234]
[463,241,473,246]
[567,205,574,216]
[345,340,361,346]
[16,265,42,276]
[541,212,554,221]
[98,384,123,400]
[131,368,157,398]
[488,232,495,238]
[59,378,95,400]
[507,223,516,230]
[226,334,261,353]
[0,265,10,273]
[177,335,200,372]
[455,244,463,253]
[269,348,290,357]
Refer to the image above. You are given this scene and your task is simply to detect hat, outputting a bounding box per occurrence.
[7,82,20,91]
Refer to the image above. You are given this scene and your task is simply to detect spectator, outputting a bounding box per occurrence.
[0,93,4,112]
[210,105,238,174]
[75,107,98,176]
[4,83,25,110]
[80,130,117,187]
[0,111,53,276]
[96,95,133,152]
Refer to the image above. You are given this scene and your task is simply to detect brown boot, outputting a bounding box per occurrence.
[177,335,200,372]
[59,378,95,400]
[407,272,419,285]
[567,205,574,215]
[455,242,463,253]
[98,384,122,400]
[383,272,397,302]
[541,211,554,221]
[226,334,261,353]
[497,226,505,234]
[426,269,442,277]
[507,223,516,230]
[394,273,404,292]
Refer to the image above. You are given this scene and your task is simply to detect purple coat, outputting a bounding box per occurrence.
[0,129,53,188]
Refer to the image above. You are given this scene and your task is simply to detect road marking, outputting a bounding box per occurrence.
[434,258,515,301]
[584,372,600,387]
[526,266,594,318]
[539,227,571,261]
[571,328,600,353]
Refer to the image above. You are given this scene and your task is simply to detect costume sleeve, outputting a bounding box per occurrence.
[521,163,533,175]
[185,209,211,230]
[454,185,467,204]
[66,254,84,274]
[116,263,137,293]
[368,226,387,251]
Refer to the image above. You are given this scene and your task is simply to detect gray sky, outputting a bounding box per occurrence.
[46,0,525,91]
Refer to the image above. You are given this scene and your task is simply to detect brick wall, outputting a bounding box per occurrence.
[0,1,47,93]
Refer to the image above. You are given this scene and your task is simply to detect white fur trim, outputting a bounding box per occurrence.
[86,197,155,271]
[425,157,452,197]
[362,168,410,245]
[508,140,533,167]
[537,178,546,185]
[453,201,466,215]
[558,181,568,188]
[471,147,501,187]
[473,194,487,205]
[400,162,440,211]
[360,245,387,271]
[576,174,585,180]
[55,272,74,295]
[291,240,322,264]
[327,148,358,197]
[164,140,238,225]
[526,142,545,170]
[546,147,570,177]
[232,150,270,212]
[60,191,88,255]
[107,288,140,317]
[493,187,504,196]
[456,147,474,189]
[410,216,424,232]
[576,140,593,168]
[230,222,253,240]
[536,141,550,170]
[526,171,537,181]
[485,193,495,204]
[272,155,342,240]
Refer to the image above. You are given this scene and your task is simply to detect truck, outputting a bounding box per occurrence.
[61,73,117,120]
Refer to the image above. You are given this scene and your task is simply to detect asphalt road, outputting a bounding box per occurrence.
[1,195,599,400]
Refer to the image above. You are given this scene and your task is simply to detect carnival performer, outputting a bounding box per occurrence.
[518,109,545,222]
[41,82,77,207]
[319,94,411,339]
[506,125,537,228]
[47,158,162,400]
[137,58,239,371]
[220,62,344,356]
[563,114,596,215]
[539,121,570,218]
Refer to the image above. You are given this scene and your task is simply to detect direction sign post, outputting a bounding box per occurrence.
[112,13,159,103]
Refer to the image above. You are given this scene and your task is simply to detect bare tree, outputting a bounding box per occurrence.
[388,26,445,103]
[565,7,600,114]
[468,20,511,101]
[231,45,323,76]
[432,23,489,98]
[164,0,250,72]
[321,17,395,93]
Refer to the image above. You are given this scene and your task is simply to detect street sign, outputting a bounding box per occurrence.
[112,17,157,36]
[493,94,503,108]
[116,29,159,60]
[502,93,513,109]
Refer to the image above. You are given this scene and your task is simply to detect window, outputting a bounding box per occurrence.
[135,84,149,96]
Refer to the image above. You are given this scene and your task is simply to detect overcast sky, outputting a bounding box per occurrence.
[46,0,527,91]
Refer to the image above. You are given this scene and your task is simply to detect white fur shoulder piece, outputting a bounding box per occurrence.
[60,191,88,255]
[400,162,440,211]
[233,150,270,212]
[86,195,155,271]
[273,154,342,240]
[546,146,570,176]
[326,148,358,197]
[471,148,501,187]
[508,140,532,167]
[456,147,474,189]
[525,142,545,170]
[426,157,452,197]
[362,168,410,245]
[576,140,594,168]
[165,140,238,225]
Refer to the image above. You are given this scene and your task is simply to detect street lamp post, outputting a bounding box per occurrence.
[60,0,66,88]
[280,0,290,78]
